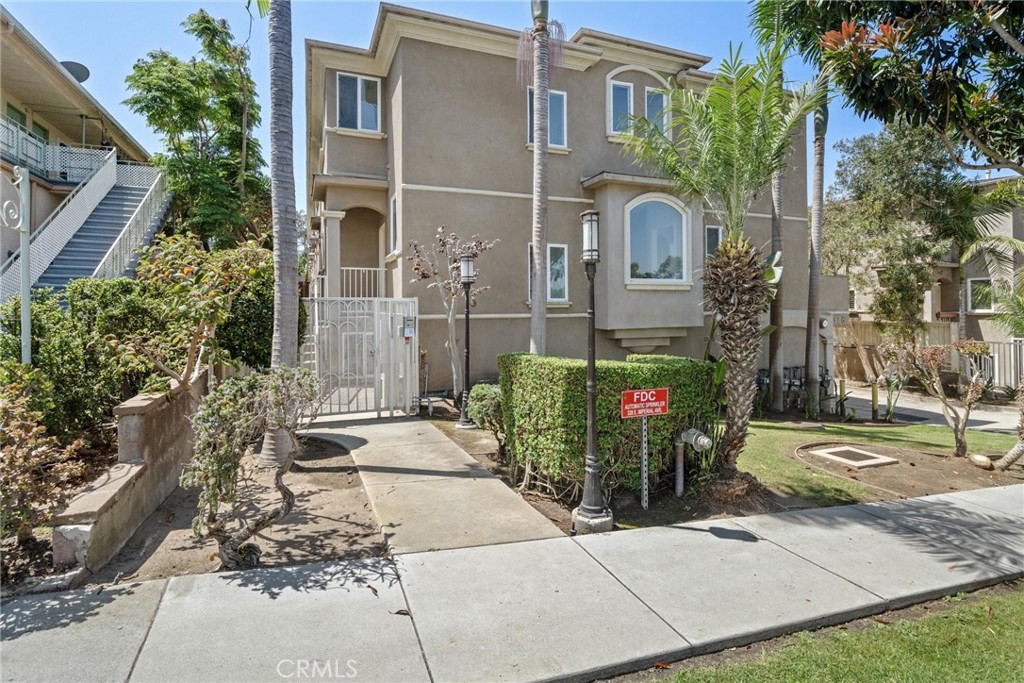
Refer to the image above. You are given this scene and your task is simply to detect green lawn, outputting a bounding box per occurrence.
[673,588,1024,683]
[738,420,1017,507]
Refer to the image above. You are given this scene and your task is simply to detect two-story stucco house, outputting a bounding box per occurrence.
[305,3,849,395]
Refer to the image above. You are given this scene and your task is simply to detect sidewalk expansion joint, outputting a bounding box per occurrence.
[394,565,435,683]
[571,536,693,648]
[124,578,170,683]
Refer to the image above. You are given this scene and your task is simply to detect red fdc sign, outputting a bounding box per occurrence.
[620,388,669,419]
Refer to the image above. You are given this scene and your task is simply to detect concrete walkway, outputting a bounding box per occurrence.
[846,386,1021,432]
[4,482,1021,683]
[306,415,564,554]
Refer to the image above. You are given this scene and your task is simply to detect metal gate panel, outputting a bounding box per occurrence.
[302,297,418,417]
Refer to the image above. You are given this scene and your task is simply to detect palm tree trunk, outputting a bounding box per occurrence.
[261,0,298,467]
[995,439,1024,470]
[529,18,549,355]
[769,170,785,412]
[804,92,828,419]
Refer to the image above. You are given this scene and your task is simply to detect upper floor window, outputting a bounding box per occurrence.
[31,122,49,143]
[705,224,722,258]
[528,89,567,148]
[528,243,569,303]
[968,278,994,312]
[6,104,26,128]
[626,195,689,284]
[849,289,857,311]
[609,81,633,134]
[645,87,668,134]
[337,73,380,132]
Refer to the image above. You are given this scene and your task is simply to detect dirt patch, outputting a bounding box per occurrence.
[87,437,386,585]
[429,403,792,533]
[797,442,1024,500]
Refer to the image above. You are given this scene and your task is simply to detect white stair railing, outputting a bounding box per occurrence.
[339,267,386,297]
[93,171,168,279]
[0,148,117,301]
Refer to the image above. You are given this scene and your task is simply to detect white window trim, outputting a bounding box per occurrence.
[644,86,671,139]
[704,224,723,258]
[527,242,570,303]
[527,88,569,149]
[388,194,399,256]
[336,72,381,133]
[624,193,691,287]
[608,80,633,137]
[967,277,995,312]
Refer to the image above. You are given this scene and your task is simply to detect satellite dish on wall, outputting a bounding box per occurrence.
[60,61,90,83]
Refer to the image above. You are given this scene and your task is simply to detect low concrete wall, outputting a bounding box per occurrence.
[51,374,207,577]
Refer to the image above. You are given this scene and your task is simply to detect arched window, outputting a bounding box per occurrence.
[625,195,690,284]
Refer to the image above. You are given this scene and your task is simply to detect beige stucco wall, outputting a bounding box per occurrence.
[339,207,382,268]
[313,24,837,389]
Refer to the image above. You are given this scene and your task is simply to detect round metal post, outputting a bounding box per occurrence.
[572,254,613,533]
[457,280,474,428]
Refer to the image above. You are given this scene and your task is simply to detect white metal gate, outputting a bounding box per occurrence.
[301,298,419,417]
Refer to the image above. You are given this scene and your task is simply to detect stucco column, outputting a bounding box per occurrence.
[322,210,345,298]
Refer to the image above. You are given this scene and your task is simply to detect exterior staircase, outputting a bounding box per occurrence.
[0,150,170,302]
[36,185,153,288]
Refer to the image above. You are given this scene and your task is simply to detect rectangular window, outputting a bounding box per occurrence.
[610,81,632,134]
[705,225,722,258]
[6,104,26,128]
[388,195,398,254]
[337,73,380,132]
[528,243,569,303]
[849,289,857,311]
[31,122,49,143]
[645,87,667,134]
[968,278,994,312]
[527,89,567,148]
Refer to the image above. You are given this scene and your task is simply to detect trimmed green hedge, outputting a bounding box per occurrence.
[497,353,717,496]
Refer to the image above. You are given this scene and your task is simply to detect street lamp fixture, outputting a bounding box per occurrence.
[457,254,476,429]
[572,210,613,533]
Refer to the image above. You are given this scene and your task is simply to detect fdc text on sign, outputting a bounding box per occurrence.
[620,388,669,419]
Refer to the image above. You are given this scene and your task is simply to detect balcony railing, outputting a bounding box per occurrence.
[0,115,109,183]
[339,267,386,298]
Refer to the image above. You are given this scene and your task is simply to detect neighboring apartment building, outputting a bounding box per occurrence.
[305,3,849,394]
[843,175,1024,387]
[0,6,168,301]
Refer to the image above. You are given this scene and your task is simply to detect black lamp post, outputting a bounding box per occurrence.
[457,253,476,429]
[572,210,613,533]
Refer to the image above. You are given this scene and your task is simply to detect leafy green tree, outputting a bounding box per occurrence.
[124,9,270,246]
[810,1,1024,174]
[625,46,822,492]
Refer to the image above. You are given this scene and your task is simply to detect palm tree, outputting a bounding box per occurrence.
[751,0,853,419]
[751,1,786,414]
[993,275,1024,470]
[523,0,557,355]
[626,46,823,492]
[930,179,1024,346]
[256,0,298,466]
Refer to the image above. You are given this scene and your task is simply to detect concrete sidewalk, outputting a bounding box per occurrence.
[4,484,1021,683]
[306,415,564,554]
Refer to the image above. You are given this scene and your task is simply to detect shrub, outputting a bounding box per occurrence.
[498,353,717,498]
[0,279,157,447]
[468,383,503,444]
[1,367,84,560]
[218,268,307,369]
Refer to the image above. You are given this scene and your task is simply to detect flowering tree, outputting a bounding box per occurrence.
[884,339,990,458]
[408,227,497,400]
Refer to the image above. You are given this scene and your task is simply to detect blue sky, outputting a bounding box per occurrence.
[7,0,885,206]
